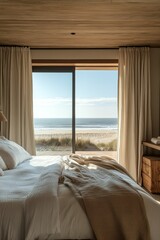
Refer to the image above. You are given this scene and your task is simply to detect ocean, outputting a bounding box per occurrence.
[34,118,118,130]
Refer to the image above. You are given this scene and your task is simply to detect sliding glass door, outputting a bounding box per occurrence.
[32,67,74,156]
[32,66,118,158]
[75,69,118,159]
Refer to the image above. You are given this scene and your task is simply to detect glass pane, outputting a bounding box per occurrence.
[33,72,72,155]
[75,69,118,159]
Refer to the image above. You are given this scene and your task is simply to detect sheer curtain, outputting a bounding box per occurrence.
[0,46,35,154]
[118,47,152,183]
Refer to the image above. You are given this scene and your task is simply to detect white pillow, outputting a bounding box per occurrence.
[0,137,32,169]
[0,156,7,170]
[0,168,4,176]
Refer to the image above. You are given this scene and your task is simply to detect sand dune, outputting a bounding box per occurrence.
[35,128,117,145]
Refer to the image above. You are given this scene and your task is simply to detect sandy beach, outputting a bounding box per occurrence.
[35,128,117,159]
[35,128,117,144]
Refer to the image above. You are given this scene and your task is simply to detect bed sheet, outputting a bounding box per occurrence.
[0,155,159,240]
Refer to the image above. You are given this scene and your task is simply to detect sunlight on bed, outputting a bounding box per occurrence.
[28,155,62,167]
[88,164,98,170]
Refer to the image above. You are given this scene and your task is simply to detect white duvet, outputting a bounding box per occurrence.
[0,156,159,240]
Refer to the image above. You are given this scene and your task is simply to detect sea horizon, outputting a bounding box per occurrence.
[34,117,118,130]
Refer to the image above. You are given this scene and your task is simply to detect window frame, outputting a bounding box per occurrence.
[32,61,118,154]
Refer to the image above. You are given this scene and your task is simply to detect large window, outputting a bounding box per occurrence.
[75,69,118,159]
[33,67,74,156]
[32,65,118,159]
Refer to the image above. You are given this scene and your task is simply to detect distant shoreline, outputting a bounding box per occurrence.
[34,118,118,130]
[34,127,118,132]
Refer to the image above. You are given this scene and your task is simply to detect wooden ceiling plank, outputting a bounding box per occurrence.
[0,2,160,21]
[0,0,160,48]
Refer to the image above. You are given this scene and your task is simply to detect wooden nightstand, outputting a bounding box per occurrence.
[142,142,160,193]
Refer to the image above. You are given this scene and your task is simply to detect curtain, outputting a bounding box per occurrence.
[118,47,152,183]
[0,46,35,155]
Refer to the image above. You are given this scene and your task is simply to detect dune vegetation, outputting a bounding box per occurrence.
[35,137,117,151]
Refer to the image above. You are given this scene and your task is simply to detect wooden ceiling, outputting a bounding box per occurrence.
[0,0,160,49]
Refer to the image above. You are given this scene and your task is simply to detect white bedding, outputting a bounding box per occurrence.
[0,155,159,240]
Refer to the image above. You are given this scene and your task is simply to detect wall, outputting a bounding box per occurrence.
[31,48,160,137]
[31,49,118,60]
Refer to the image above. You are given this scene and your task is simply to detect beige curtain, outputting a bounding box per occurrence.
[0,46,35,155]
[118,47,152,183]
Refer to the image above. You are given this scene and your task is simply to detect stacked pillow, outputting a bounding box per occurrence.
[0,136,32,171]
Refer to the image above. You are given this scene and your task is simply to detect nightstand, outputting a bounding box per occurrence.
[142,142,160,193]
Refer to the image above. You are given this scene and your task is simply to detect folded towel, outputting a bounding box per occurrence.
[151,138,160,145]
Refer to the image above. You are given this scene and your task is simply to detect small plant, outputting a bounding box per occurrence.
[60,137,72,146]
[75,138,100,151]
[97,139,117,151]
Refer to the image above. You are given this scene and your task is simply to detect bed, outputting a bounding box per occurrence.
[0,137,160,240]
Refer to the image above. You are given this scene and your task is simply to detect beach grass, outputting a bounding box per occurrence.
[35,137,117,151]
[97,139,117,151]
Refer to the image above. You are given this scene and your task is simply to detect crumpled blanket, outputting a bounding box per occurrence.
[62,154,151,240]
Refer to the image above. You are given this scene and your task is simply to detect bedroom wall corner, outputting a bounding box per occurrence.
[150,48,160,137]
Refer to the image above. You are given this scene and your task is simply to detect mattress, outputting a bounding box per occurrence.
[0,155,159,240]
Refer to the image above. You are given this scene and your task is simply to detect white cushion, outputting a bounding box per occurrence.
[0,137,32,169]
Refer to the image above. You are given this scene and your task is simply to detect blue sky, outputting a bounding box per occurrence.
[33,70,118,118]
